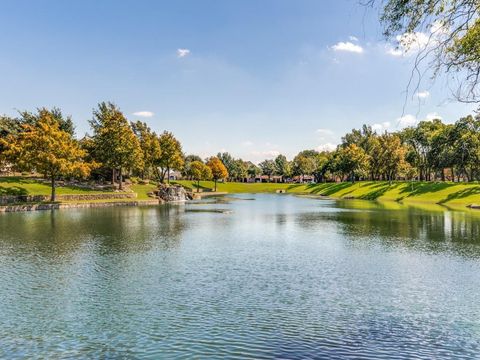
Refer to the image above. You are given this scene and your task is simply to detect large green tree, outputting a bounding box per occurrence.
[131,121,161,179]
[89,102,142,190]
[157,131,184,183]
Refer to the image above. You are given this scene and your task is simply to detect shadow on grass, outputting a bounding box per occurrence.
[399,182,452,198]
[0,185,28,196]
[357,183,401,200]
[437,186,480,204]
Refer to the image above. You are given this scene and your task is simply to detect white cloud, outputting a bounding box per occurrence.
[425,112,442,121]
[251,150,280,159]
[415,91,430,99]
[316,143,337,152]
[332,41,364,54]
[132,111,154,118]
[371,121,391,132]
[241,140,253,147]
[386,32,430,57]
[385,45,403,57]
[349,36,359,42]
[177,48,191,58]
[316,128,334,136]
[397,114,417,127]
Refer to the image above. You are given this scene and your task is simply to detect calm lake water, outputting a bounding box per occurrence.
[1,194,480,359]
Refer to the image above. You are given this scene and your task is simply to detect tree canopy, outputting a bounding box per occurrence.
[1,110,96,201]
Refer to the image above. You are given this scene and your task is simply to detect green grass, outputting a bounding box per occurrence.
[0,177,112,196]
[131,183,157,200]
[175,180,480,208]
[3,177,480,209]
[0,177,158,203]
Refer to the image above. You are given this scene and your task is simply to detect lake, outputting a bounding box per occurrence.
[1,194,480,359]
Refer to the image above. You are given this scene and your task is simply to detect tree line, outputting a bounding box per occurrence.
[2,102,480,202]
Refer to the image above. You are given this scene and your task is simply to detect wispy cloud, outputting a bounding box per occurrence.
[332,41,364,54]
[241,140,253,147]
[426,112,442,121]
[316,128,334,136]
[371,121,391,132]
[251,150,280,159]
[177,48,191,58]
[133,111,154,118]
[415,90,430,99]
[316,143,337,152]
[349,36,359,42]
[397,114,417,127]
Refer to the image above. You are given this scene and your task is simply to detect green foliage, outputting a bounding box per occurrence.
[376,0,480,102]
[1,111,97,201]
[131,121,161,179]
[157,131,184,183]
[89,102,143,189]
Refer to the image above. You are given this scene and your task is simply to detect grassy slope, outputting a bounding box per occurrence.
[0,177,157,201]
[2,177,480,208]
[175,180,480,207]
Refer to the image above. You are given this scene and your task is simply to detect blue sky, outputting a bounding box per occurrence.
[0,0,475,162]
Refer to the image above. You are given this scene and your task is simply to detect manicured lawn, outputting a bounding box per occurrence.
[0,177,160,200]
[175,180,480,207]
[0,177,112,196]
[2,177,480,208]
[131,183,157,200]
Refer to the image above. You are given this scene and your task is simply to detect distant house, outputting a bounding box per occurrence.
[168,170,182,181]
[292,175,315,183]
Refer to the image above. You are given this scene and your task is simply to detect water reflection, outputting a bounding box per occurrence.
[1,195,480,359]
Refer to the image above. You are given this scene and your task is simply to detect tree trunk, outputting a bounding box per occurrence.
[197,180,200,192]
[51,176,56,202]
[112,168,116,186]
[167,167,170,184]
[118,167,123,190]
[214,179,217,192]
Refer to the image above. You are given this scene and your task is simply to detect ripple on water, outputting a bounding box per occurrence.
[1,194,480,358]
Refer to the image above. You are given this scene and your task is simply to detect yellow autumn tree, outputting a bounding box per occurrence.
[207,157,228,192]
[1,111,97,201]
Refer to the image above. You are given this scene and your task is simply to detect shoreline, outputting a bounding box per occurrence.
[0,199,160,213]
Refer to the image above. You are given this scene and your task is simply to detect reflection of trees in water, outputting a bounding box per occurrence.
[0,205,187,258]
[295,204,480,258]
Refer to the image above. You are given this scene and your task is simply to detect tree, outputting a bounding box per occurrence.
[373,0,480,102]
[1,111,96,201]
[18,107,75,135]
[259,159,276,181]
[246,161,261,180]
[131,121,161,179]
[274,154,291,179]
[157,131,184,183]
[188,161,212,192]
[207,157,228,191]
[89,102,142,190]
[377,133,407,183]
[292,153,315,182]
[183,154,204,179]
[336,144,368,183]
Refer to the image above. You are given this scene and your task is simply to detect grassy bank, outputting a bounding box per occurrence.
[175,180,480,208]
[0,177,157,202]
[3,177,480,209]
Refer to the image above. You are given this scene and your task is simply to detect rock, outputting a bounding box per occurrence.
[156,184,189,202]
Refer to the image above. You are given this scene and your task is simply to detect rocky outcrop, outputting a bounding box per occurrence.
[155,184,191,203]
